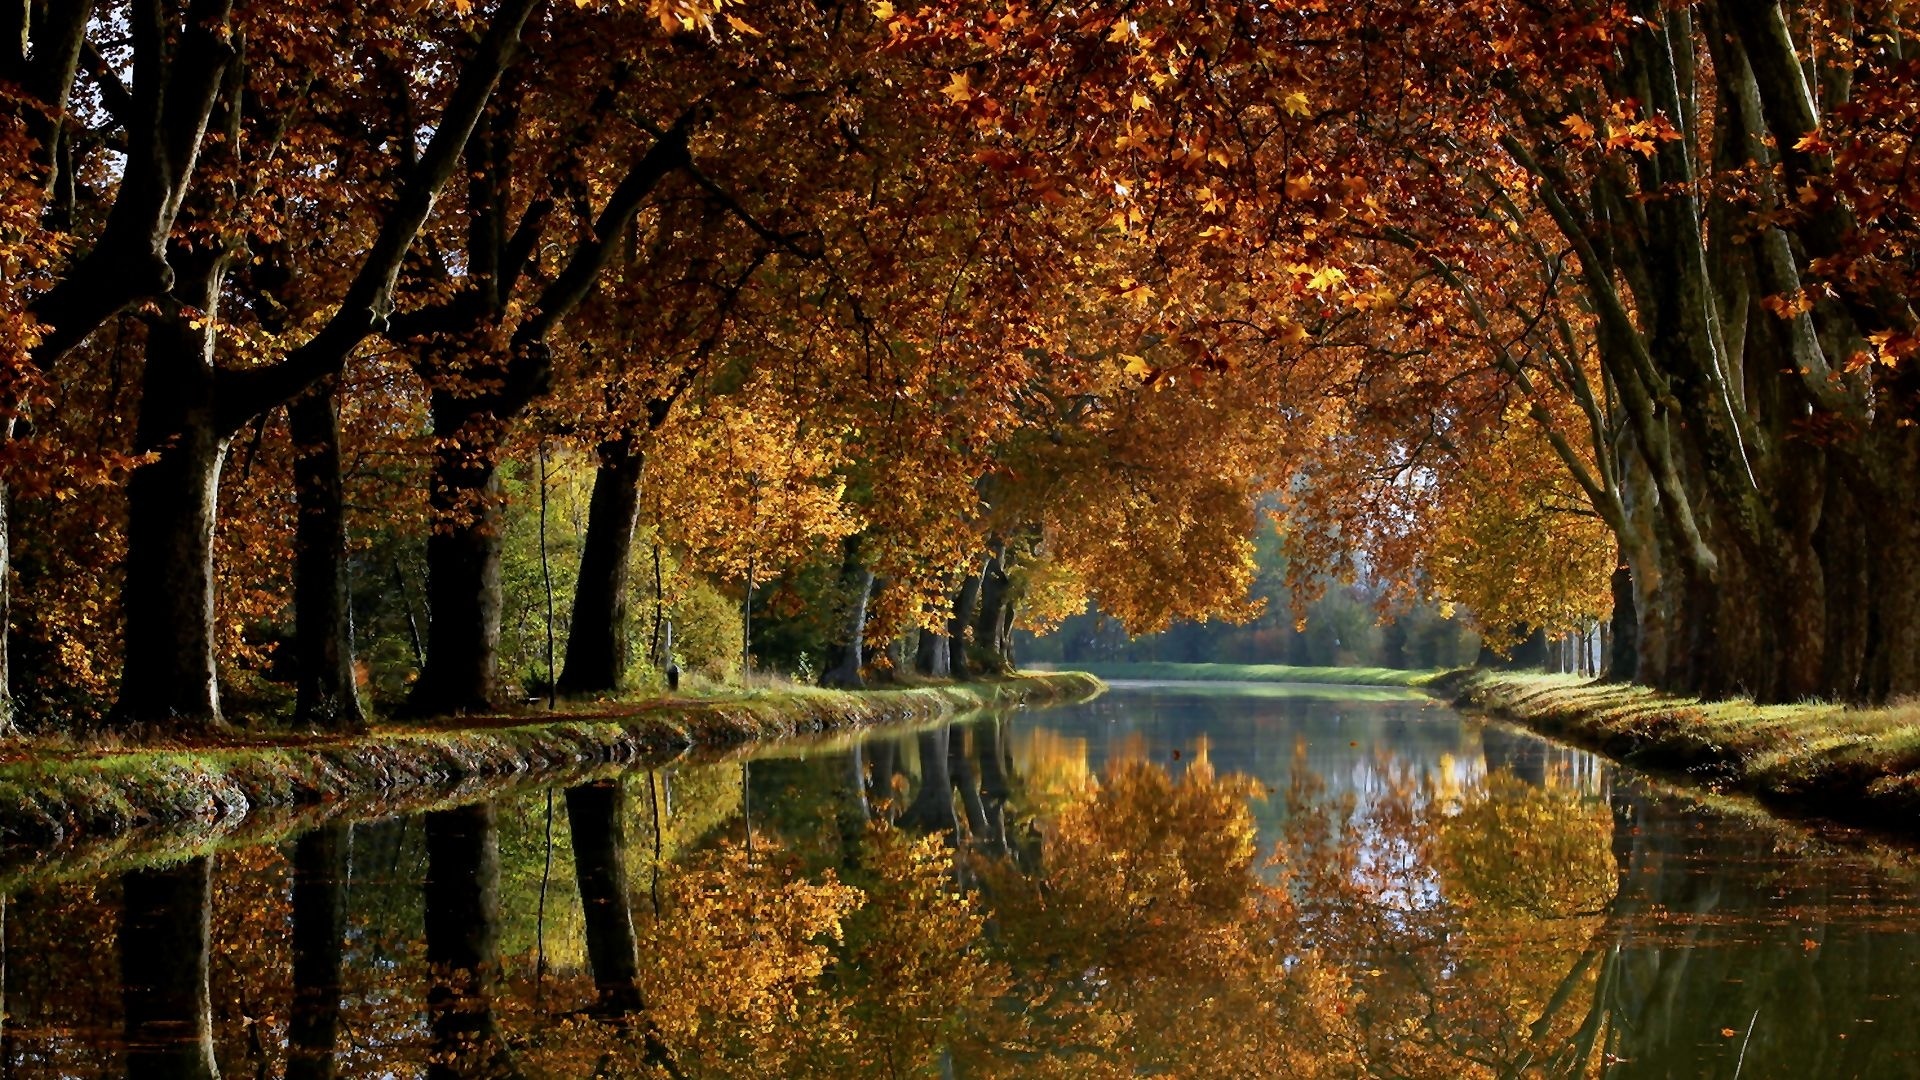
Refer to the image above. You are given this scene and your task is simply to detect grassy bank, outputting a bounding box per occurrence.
[1036,660,1439,688]
[1447,671,1920,835]
[0,672,1104,858]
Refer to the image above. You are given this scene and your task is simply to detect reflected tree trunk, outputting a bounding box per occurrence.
[565,780,686,1075]
[288,823,351,1080]
[866,738,901,821]
[424,803,521,1080]
[1480,726,1548,786]
[120,856,217,1080]
[901,725,958,838]
[837,746,871,867]
[976,718,1013,855]
[949,727,987,841]
[564,780,644,1016]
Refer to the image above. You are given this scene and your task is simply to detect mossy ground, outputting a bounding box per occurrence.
[1446,670,1920,838]
[1036,660,1439,688]
[0,672,1104,869]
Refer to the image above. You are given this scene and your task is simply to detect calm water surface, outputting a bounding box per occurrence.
[5,683,1919,1078]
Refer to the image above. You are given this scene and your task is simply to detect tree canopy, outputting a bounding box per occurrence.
[2,0,1916,732]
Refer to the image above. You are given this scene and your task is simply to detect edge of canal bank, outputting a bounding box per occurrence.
[0,671,1105,856]
[1441,670,1920,839]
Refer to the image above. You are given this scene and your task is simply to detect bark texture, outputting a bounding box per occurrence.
[821,539,875,689]
[116,255,231,732]
[290,378,364,730]
[557,436,646,697]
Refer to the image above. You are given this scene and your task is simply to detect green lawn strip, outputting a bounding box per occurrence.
[1039,660,1440,688]
[1452,671,1920,834]
[0,671,1104,860]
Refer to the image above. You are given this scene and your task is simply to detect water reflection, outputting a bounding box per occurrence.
[0,687,1916,1077]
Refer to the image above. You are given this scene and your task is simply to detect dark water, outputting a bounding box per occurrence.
[5,683,1920,1078]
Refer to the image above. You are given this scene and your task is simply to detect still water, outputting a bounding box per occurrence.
[4,683,1920,1078]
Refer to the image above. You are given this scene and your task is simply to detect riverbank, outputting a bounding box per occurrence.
[0,671,1103,854]
[1445,671,1920,837]
[1030,660,1438,688]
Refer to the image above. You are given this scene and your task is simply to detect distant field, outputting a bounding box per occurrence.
[1029,661,1441,689]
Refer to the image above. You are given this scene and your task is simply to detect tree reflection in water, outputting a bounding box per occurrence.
[2,707,1919,1077]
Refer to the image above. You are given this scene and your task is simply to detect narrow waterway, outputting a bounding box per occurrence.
[4,683,1918,1077]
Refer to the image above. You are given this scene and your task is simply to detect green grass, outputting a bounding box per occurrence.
[1034,660,1441,689]
[0,672,1105,872]
[1449,671,1920,837]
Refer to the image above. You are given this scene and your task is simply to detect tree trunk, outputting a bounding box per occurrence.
[120,856,218,1080]
[972,543,1012,674]
[565,780,644,1016]
[914,620,951,678]
[947,562,984,681]
[423,802,521,1080]
[557,436,645,697]
[0,470,11,736]
[288,823,350,1080]
[409,399,507,715]
[820,541,874,690]
[1478,626,1549,670]
[290,377,365,730]
[116,258,231,733]
[1859,434,1920,701]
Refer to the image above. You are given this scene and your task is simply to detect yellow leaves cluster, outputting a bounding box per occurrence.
[1422,423,1615,647]
[639,839,862,1068]
[648,381,861,586]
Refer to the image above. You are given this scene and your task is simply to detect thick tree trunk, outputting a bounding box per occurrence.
[972,543,1012,674]
[290,377,365,730]
[0,472,10,735]
[1817,467,1870,701]
[1860,434,1920,701]
[557,436,645,697]
[423,802,521,1080]
[288,823,351,1080]
[1604,562,1639,683]
[410,401,507,715]
[946,562,984,681]
[914,621,952,678]
[820,543,875,689]
[565,780,645,1016]
[120,856,218,1080]
[116,260,231,733]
